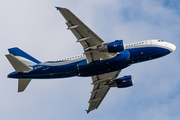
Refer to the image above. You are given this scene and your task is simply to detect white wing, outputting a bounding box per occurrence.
[57,7,116,63]
[87,70,121,112]
[57,7,121,113]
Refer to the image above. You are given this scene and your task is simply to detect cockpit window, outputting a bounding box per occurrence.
[158,40,164,42]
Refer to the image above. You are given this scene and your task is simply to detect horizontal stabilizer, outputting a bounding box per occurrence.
[18,79,31,92]
[6,54,32,72]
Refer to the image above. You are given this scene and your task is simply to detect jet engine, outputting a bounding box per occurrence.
[109,75,134,88]
[98,40,125,53]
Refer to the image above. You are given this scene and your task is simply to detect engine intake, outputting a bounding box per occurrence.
[98,40,125,53]
[110,75,134,88]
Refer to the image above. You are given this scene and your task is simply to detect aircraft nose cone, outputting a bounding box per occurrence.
[170,43,176,52]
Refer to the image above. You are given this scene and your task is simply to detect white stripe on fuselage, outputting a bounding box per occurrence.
[42,56,86,66]
[125,39,173,52]
[41,39,170,67]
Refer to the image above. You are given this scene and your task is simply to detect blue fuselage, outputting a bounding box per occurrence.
[8,46,171,79]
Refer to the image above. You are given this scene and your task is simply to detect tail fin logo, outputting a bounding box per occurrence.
[8,47,41,66]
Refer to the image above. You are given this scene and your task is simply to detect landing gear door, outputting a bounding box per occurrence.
[146,40,152,46]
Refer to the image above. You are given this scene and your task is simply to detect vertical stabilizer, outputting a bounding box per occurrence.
[8,47,41,66]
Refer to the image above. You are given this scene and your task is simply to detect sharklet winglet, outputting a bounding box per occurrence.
[85,110,90,114]
[55,6,61,10]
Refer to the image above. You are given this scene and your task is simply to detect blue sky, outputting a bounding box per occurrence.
[1,0,180,119]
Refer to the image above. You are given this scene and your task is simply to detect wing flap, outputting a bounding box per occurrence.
[87,71,121,112]
[88,85,110,111]
[84,50,117,63]
[66,21,82,40]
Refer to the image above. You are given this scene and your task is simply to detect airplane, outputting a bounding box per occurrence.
[5,7,176,113]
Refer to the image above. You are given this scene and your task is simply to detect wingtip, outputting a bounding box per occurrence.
[55,6,61,10]
[85,110,90,114]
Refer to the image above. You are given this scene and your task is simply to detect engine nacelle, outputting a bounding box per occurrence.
[98,40,125,53]
[110,75,134,88]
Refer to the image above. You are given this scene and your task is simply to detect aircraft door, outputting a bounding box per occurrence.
[146,40,152,46]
